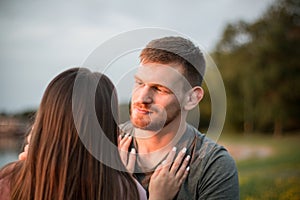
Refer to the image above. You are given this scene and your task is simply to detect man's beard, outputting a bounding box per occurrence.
[130,103,181,131]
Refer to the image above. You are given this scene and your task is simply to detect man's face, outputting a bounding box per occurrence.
[130,62,187,131]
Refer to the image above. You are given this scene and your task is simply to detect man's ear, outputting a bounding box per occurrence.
[183,86,204,111]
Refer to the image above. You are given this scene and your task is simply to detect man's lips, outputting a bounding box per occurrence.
[133,106,153,114]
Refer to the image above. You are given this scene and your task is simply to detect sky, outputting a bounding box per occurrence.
[0,0,275,113]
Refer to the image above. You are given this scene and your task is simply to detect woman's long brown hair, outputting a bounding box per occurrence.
[7,68,139,200]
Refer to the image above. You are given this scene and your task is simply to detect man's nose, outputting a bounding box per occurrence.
[134,85,153,104]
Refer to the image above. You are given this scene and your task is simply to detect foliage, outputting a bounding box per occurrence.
[213,0,300,135]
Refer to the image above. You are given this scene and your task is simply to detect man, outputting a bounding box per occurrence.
[119,36,239,199]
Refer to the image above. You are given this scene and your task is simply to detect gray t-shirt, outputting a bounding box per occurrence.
[120,122,239,200]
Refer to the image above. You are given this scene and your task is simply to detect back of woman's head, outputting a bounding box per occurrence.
[11,68,139,200]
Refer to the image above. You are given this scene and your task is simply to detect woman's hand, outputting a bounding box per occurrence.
[18,134,31,160]
[148,147,190,200]
[118,135,190,199]
[118,134,136,173]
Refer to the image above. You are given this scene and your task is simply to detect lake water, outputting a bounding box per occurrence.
[0,150,18,168]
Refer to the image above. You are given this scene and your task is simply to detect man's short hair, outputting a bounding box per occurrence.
[140,36,206,88]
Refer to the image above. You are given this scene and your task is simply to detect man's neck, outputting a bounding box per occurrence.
[135,121,187,154]
[133,121,187,170]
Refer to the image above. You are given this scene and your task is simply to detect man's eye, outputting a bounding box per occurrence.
[155,87,171,94]
[134,80,143,86]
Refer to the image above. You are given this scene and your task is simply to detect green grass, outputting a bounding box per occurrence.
[219,133,300,200]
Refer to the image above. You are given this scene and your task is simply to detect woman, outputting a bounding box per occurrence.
[0,68,189,200]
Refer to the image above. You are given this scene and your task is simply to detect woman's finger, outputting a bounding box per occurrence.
[119,148,128,167]
[160,147,177,173]
[119,134,132,150]
[152,160,166,178]
[175,155,190,180]
[118,135,130,165]
[178,166,190,185]
[27,133,31,143]
[126,148,136,173]
[169,147,187,175]
[18,152,27,160]
[118,135,122,146]
[18,144,29,161]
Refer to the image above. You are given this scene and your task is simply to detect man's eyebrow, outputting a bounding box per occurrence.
[153,83,168,88]
[151,83,173,93]
[133,75,142,81]
[134,75,172,91]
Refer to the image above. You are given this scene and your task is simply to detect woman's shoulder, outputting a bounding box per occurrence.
[0,161,18,178]
[117,172,147,200]
[134,178,147,200]
[0,176,11,200]
[0,161,19,200]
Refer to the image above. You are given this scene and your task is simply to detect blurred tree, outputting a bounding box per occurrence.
[213,0,300,135]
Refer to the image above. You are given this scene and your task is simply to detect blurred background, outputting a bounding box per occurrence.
[1,0,299,199]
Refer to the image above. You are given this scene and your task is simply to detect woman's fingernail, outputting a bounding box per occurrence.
[186,166,190,171]
[186,155,190,161]
[131,148,136,154]
[172,147,177,152]
[162,160,166,165]
[181,147,187,153]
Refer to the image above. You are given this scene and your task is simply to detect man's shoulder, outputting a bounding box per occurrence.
[180,125,239,200]
[186,124,232,163]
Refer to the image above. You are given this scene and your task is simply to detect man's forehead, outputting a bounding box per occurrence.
[135,64,185,89]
